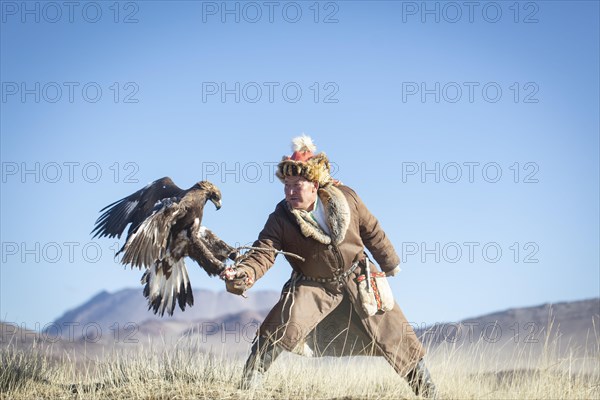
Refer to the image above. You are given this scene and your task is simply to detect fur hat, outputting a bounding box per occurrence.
[276,135,332,187]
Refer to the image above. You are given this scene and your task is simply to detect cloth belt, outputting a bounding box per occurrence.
[300,258,362,284]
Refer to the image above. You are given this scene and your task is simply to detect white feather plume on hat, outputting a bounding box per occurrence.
[292,134,317,153]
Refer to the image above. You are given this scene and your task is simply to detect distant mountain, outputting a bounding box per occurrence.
[417,298,600,357]
[46,288,280,342]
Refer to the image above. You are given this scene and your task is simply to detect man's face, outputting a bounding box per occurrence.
[284,176,318,211]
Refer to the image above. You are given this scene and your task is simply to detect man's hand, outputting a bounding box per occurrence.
[220,265,255,296]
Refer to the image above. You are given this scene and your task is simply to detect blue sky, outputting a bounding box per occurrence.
[1,0,598,330]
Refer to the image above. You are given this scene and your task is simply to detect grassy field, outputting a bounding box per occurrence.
[0,312,600,400]
[1,328,598,400]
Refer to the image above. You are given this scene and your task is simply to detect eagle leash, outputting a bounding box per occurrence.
[219,247,305,298]
[234,246,306,262]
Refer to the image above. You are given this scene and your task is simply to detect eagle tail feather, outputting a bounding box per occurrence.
[141,258,193,317]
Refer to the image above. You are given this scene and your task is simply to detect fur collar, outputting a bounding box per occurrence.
[287,185,351,245]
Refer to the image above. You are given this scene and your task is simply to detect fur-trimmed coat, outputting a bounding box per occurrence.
[238,184,425,375]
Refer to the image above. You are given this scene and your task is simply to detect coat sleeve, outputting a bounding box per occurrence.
[235,210,284,286]
[347,187,400,273]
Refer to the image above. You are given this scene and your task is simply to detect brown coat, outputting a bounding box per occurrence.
[238,184,425,375]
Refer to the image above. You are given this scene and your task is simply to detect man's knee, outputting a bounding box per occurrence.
[259,321,306,349]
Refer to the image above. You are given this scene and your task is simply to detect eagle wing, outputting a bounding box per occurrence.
[118,198,183,269]
[91,177,183,240]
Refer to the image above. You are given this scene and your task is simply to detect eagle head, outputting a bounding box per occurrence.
[197,181,222,210]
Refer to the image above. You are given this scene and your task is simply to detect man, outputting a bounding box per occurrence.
[222,135,437,398]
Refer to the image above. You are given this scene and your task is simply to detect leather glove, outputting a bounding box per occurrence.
[220,265,255,296]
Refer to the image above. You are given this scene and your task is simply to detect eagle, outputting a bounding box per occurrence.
[92,177,238,316]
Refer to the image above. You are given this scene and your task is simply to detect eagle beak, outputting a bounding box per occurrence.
[211,198,222,210]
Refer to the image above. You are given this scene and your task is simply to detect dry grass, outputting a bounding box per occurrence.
[1,327,598,400]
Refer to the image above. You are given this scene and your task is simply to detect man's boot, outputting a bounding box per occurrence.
[406,358,438,398]
[239,336,281,390]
